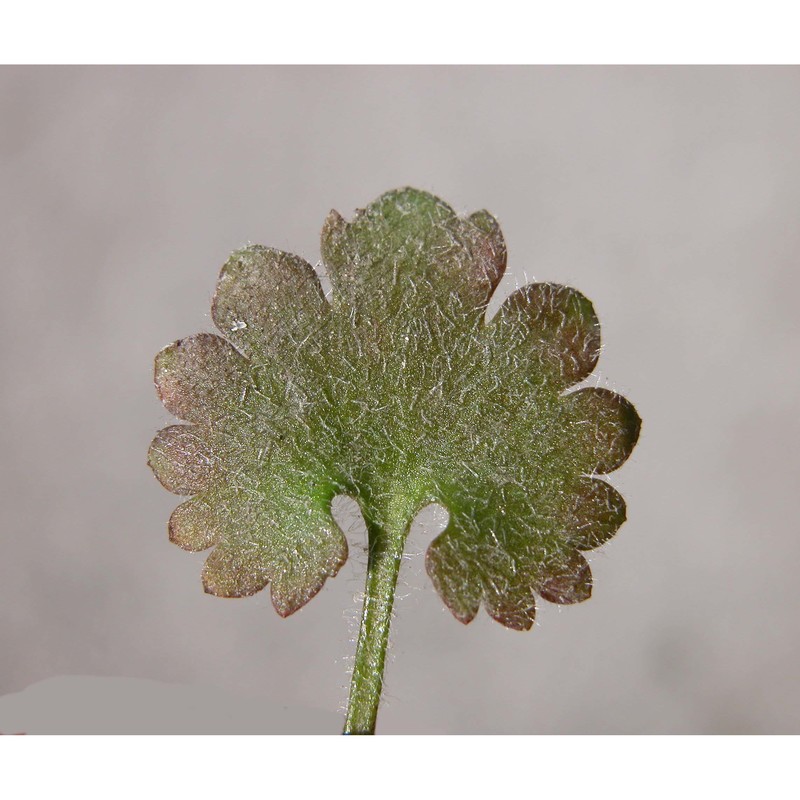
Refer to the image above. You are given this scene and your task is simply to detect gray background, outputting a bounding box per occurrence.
[1,66,798,733]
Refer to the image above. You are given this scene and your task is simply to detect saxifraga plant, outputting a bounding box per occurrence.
[148,188,641,734]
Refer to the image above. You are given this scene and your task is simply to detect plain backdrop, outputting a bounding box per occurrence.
[1,66,798,733]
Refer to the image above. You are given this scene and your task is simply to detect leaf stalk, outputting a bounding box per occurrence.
[343,511,407,734]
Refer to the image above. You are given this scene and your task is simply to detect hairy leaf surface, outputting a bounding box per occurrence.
[149,188,640,628]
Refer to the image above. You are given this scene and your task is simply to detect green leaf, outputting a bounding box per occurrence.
[149,187,641,628]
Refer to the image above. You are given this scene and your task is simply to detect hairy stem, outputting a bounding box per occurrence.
[343,512,407,735]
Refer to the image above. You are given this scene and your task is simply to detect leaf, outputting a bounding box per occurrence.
[149,187,641,627]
